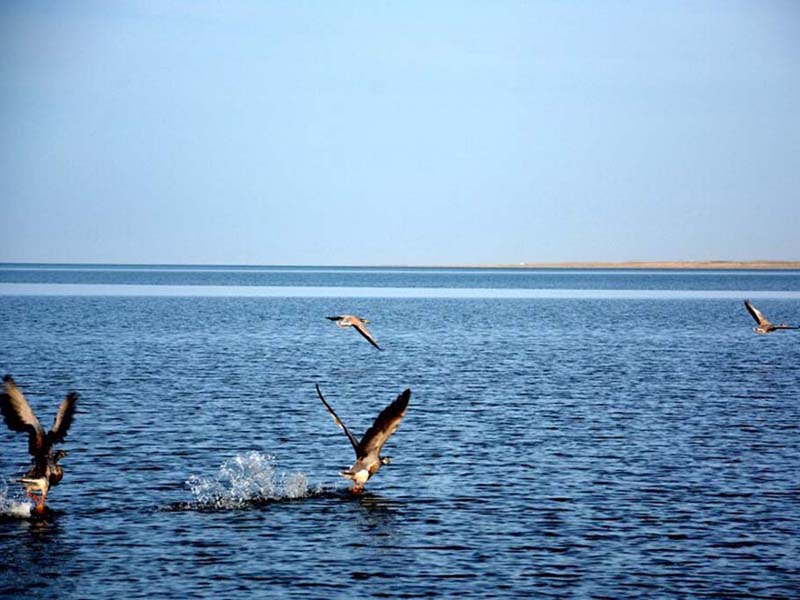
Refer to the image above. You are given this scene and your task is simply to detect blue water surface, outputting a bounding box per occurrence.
[1,266,799,598]
[2,263,800,291]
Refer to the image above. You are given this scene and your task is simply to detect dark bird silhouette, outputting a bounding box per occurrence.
[0,375,78,514]
[315,384,410,493]
[744,300,799,334]
[326,315,382,350]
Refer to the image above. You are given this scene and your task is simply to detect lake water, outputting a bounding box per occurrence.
[1,265,799,598]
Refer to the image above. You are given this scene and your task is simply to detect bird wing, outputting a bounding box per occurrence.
[0,376,45,456]
[45,392,78,449]
[315,384,361,455]
[353,321,382,350]
[744,300,770,327]
[359,389,411,460]
[326,316,343,322]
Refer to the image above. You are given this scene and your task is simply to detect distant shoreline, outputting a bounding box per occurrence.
[1,260,799,270]
[476,261,800,270]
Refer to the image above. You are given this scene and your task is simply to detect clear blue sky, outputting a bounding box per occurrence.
[1,1,798,265]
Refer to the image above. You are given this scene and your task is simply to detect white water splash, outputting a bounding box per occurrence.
[0,481,33,518]
[186,452,315,508]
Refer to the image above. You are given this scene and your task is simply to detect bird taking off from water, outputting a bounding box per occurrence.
[0,375,78,514]
[315,384,410,493]
[326,315,382,350]
[743,300,799,334]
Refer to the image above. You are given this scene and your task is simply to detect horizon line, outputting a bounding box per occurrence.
[1,260,800,270]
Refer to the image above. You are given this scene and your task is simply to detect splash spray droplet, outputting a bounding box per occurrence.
[186,452,312,508]
[0,481,33,518]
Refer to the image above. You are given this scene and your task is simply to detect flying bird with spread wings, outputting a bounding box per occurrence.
[315,384,410,493]
[326,315,382,350]
[744,300,799,334]
[0,375,78,514]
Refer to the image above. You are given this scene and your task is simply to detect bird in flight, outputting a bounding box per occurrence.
[326,315,382,350]
[315,384,410,493]
[743,300,799,334]
[0,375,78,514]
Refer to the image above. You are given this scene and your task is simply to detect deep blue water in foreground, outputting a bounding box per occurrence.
[1,266,799,598]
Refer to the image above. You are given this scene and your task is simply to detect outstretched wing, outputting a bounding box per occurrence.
[744,300,770,327]
[353,322,382,351]
[359,389,410,460]
[315,384,361,455]
[0,375,45,456]
[45,392,78,449]
[326,316,343,322]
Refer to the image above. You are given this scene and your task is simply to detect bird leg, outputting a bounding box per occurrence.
[34,496,46,514]
[351,484,364,494]
[25,489,46,514]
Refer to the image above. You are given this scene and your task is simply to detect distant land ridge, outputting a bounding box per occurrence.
[484,260,800,270]
[1,260,799,270]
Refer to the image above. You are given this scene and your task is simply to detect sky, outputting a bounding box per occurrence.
[1,1,799,265]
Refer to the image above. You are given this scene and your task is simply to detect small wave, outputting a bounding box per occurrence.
[181,452,318,510]
[0,481,33,519]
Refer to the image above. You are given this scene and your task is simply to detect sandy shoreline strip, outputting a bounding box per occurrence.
[376,260,800,270]
[1,261,799,270]
[478,261,800,270]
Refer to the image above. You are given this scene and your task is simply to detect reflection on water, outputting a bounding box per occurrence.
[354,492,403,514]
[0,513,78,598]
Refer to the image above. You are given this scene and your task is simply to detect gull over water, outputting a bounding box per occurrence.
[326,315,382,350]
[744,299,799,334]
[315,384,410,493]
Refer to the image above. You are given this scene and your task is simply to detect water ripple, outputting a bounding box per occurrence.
[1,289,799,597]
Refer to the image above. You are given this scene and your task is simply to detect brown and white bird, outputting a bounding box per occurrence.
[744,300,799,334]
[326,315,382,350]
[0,375,78,514]
[315,384,410,493]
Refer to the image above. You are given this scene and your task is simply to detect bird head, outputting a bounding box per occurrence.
[380,456,392,466]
